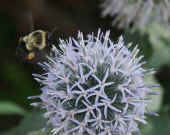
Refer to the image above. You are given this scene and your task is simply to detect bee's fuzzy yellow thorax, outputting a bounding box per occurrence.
[22,30,47,51]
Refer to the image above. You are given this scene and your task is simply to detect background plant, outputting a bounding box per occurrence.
[100,0,170,32]
[0,0,170,135]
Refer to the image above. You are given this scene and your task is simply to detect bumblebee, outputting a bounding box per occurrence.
[17,29,54,63]
[20,30,47,52]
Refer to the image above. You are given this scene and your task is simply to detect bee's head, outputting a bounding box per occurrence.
[19,37,26,45]
[16,38,29,62]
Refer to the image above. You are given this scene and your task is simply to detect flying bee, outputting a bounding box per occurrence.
[17,29,56,63]
[20,30,47,52]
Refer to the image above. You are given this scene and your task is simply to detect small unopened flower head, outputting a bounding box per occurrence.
[31,30,158,135]
[100,0,170,31]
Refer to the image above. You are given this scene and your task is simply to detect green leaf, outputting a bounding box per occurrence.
[145,23,170,69]
[141,110,170,135]
[26,130,52,135]
[1,110,47,135]
[0,101,27,115]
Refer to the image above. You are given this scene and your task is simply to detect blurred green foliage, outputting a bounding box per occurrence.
[26,130,52,135]
[141,110,170,135]
[0,101,27,115]
[1,1,170,134]
[2,110,47,135]
[145,23,170,69]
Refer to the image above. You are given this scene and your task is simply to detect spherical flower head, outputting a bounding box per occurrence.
[31,29,158,135]
[100,0,170,31]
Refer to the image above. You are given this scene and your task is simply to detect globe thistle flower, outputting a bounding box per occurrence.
[30,30,158,135]
[100,0,170,31]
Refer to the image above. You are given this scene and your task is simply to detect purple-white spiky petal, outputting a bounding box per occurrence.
[30,30,158,135]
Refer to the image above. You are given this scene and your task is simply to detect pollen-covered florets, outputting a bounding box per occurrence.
[100,0,170,31]
[31,30,158,135]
